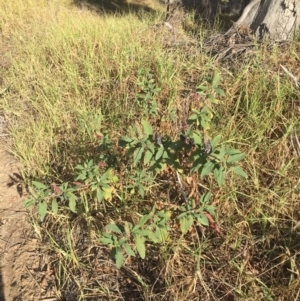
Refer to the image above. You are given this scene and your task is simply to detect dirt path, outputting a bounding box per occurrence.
[0,118,55,301]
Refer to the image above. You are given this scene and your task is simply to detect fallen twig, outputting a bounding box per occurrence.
[280,64,300,88]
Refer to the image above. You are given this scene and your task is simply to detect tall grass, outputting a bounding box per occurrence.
[1,0,300,300]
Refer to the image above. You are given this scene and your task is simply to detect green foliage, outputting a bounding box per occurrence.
[24,74,247,268]
[100,208,170,268]
[137,68,161,117]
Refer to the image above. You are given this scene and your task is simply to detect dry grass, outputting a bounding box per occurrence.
[1,0,300,300]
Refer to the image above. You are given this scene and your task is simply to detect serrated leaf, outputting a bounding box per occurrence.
[114,247,123,269]
[227,153,246,163]
[33,181,48,190]
[155,147,164,161]
[38,202,47,222]
[197,213,209,226]
[135,235,146,259]
[142,119,153,136]
[144,149,153,165]
[106,224,122,234]
[124,243,135,257]
[51,199,58,214]
[200,161,215,177]
[214,166,225,187]
[134,147,144,166]
[180,215,194,234]
[230,166,248,178]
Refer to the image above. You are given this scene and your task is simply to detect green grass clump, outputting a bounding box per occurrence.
[1,0,300,300]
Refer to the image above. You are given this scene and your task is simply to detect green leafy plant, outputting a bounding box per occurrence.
[100,208,170,268]
[23,181,77,221]
[24,75,247,269]
[137,68,161,116]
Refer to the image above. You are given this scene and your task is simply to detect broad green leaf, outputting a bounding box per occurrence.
[144,149,153,165]
[230,166,248,178]
[208,93,219,104]
[23,198,35,208]
[190,163,202,173]
[103,186,114,201]
[200,161,215,177]
[227,153,246,163]
[196,85,208,91]
[38,202,47,222]
[155,147,164,161]
[193,132,202,145]
[148,231,159,243]
[51,199,58,214]
[197,213,209,226]
[202,192,212,204]
[97,187,103,202]
[142,119,153,136]
[135,235,146,259]
[67,192,77,213]
[120,137,134,143]
[115,247,123,269]
[138,185,145,198]
[177,211,188,219]
[137,213,152,228]
[75,164,84,170]
[188,113,198,121]
[134,147,144,166]
[148,143,155,154]
[106,224,122,234]
[99,236,113,245]
[214,167,225,187]
[214,87,226,97]
[162,150,169,159]
[124,243,135,257]
[205,205,216,216]
[33,181,48,190]
[211,134,221,148]
[180,215,194,234]
[155,228,169,243]
[75,173,86,181]
[212,73,221,88]
[225,148,241,155]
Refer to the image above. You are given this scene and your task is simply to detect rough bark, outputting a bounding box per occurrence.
[180,0,300,40]
[236,0,300,40]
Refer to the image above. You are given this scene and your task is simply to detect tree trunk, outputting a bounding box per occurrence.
[181,0,300,40]
[234,0,300,40]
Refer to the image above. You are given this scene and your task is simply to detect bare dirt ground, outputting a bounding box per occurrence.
[0,119,55,301]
